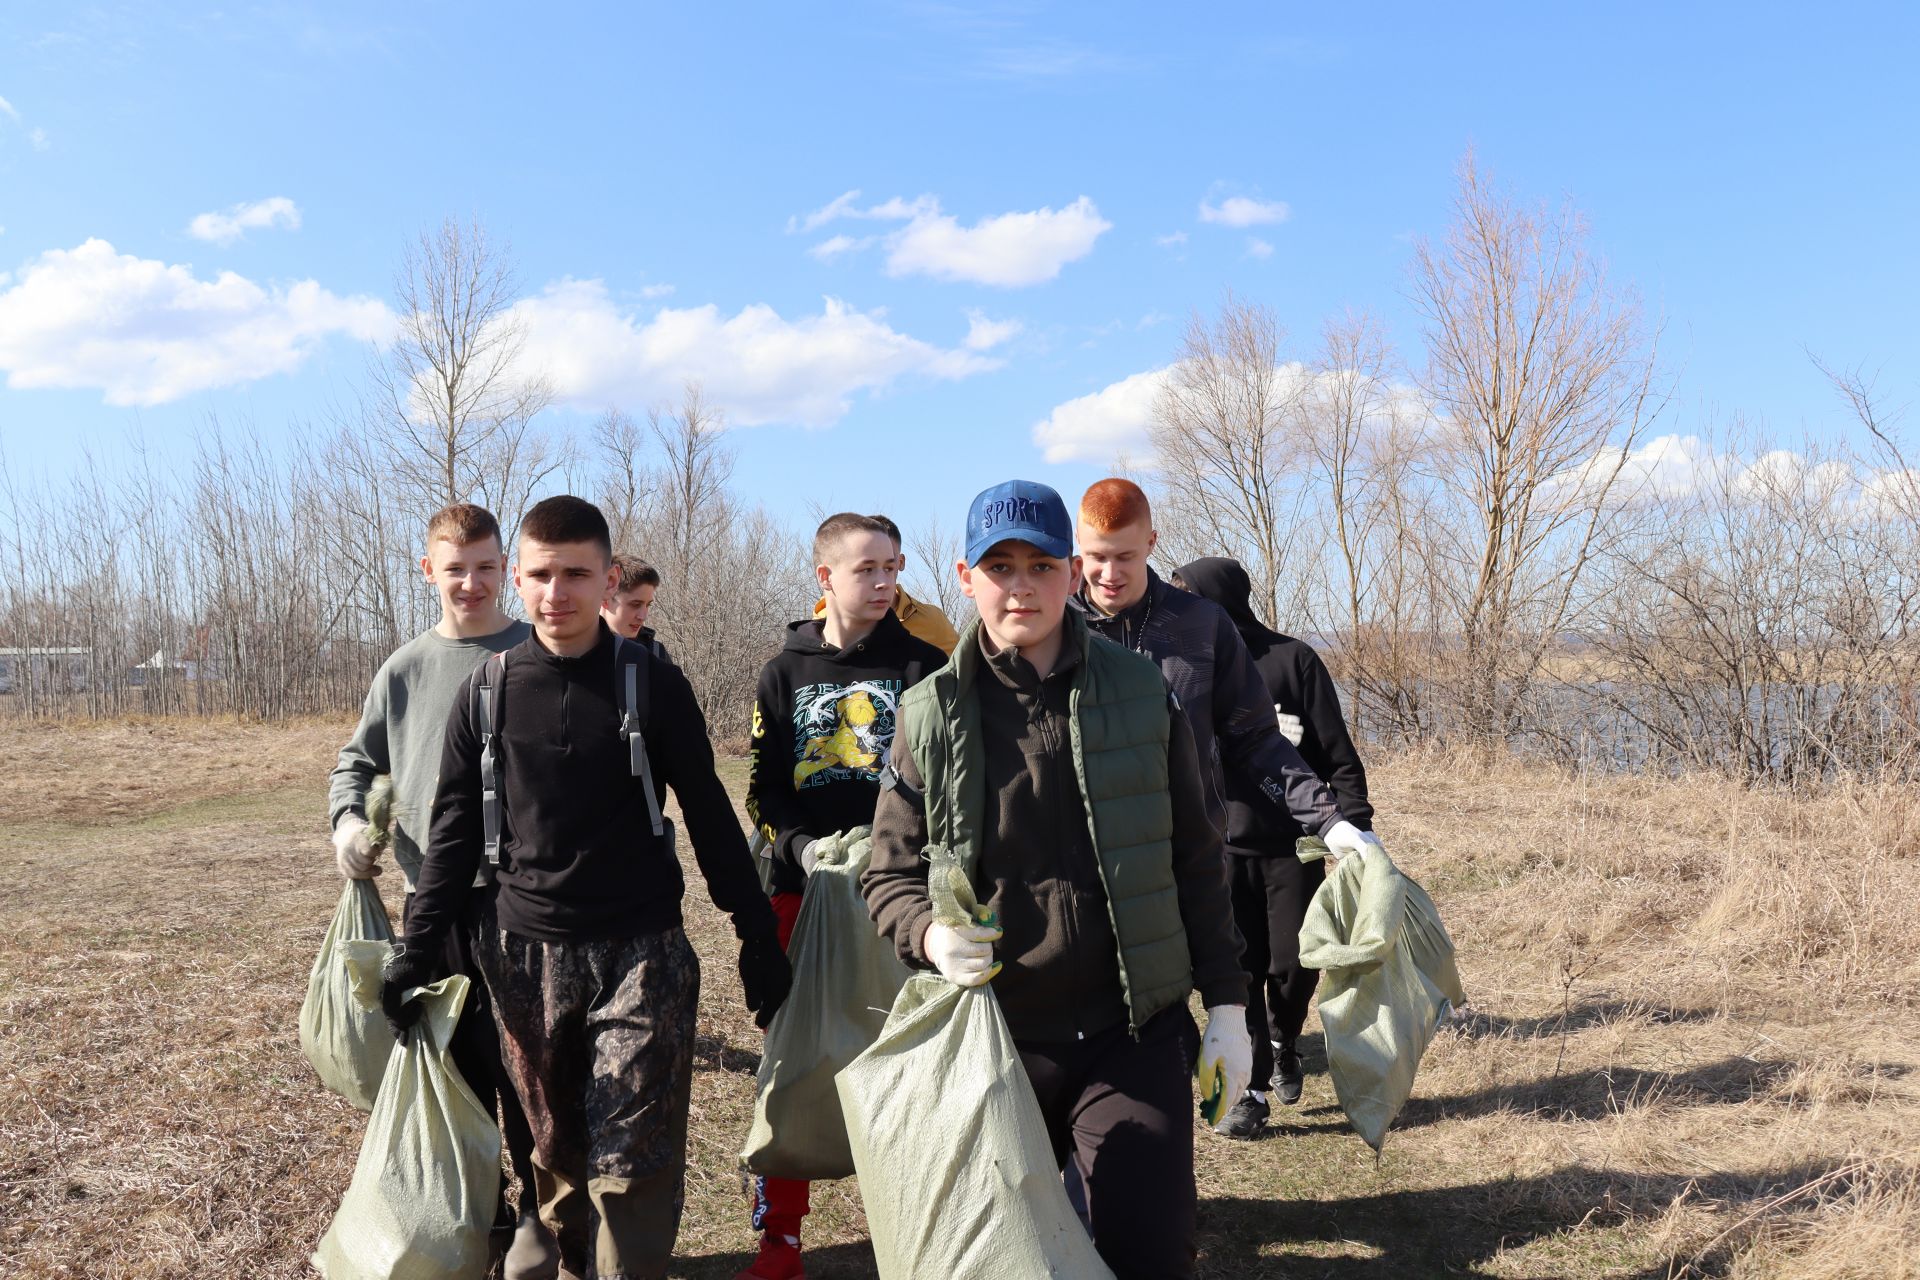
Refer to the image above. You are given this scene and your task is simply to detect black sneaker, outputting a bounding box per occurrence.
[1219,1092,1269,1139]
[1273,1047,1304,1106]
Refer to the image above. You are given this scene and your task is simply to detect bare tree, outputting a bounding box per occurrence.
[1148,293,1318,621]
[905,517,969,625]
[593,407,656,553]
[373,218,556,516]
[1407,152,1663,743]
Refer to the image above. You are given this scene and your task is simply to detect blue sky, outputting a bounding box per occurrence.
[1,2,1916,529]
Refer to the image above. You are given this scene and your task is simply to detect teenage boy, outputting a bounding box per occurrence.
[741,512,946,1280]
[327,502,557,1277]
[1174,556,1374,1137]
[602,554,674,663]
[386,495,791,1280]
[1074,478,1376,863]
[862,480,1252,1280]
[809,514,959,654]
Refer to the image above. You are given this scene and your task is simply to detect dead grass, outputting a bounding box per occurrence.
[1,721,1916,1277]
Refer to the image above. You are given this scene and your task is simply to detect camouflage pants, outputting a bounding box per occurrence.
[478,920,700,1280]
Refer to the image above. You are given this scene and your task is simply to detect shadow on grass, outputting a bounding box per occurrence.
[673,1239,877,1279]
[671,1161,1849,1278]
[1453,995,1724,1041]
[1396,1055,1801,1128]
[1194,1160,1844,1279]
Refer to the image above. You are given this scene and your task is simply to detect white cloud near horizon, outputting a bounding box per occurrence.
[509,279,1000,427]
[1199,194,1290,227]
[0,238,391,406]
[1033,367,1172,463]
[188,196,302,244]
[798,192,1111,287]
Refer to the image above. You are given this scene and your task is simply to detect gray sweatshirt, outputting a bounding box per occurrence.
[328,620,531,887]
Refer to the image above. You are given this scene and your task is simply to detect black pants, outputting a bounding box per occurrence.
[1229,852,1326,1086]
[403,889,539,1221]
[1017,1005,1198,1280]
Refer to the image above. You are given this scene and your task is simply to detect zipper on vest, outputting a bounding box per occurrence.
[1036,673,1089,1043]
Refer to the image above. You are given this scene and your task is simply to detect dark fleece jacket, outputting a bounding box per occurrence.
[747,610,945,895]
[1175,557,1373,852]
[1072,567,1346,839]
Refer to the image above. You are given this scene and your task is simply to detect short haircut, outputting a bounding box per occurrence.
[611,554,661,593]
[519,495,612,559]
[813,512,894,567]
[1079,478,1153,532]
[867,513,902,547]
[425,502,503,551]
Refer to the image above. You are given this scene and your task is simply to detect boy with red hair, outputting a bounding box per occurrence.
[1074,478,1381,1134]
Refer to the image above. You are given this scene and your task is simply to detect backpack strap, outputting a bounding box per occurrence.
[476,650,508,867]
[614,637,666,837]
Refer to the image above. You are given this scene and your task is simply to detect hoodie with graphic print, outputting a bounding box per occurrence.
[747,610,946,895]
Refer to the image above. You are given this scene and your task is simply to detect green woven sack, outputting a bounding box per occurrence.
[299,879,398,1110]
[1297,838,1466,1151]
[834,847,1116,1280]
[312,940,502,1280]
[742,827,911,1181]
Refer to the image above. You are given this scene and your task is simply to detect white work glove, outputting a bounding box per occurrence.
[923,910,1003,988]
[1275,708,1305,747]
[332,814,380,880]
[1323,819,1383,866]
[1197,1005,1253,1130]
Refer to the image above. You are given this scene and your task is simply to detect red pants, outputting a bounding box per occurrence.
[749,891,810,1239]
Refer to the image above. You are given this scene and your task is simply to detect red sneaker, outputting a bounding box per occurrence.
[735,1232,806,1280]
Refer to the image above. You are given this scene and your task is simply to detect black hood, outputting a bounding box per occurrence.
[1175,557,1262,636]
[780,608,916,661]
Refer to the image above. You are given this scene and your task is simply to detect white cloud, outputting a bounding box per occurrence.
[1246,237,1274,260]
[1199,194,1291,227]
[28,127,47,151]
[886,197,1110,286]
[639,283,675,299]
[187,196,302,244]
[0,238,391,406]
[808,233,874,261]
[1155,230,1188,247]
[963,309,1023,352]
[509,279,999,428]
[798,192,1111,287]
[0,96,18,122]
[1032,367,1172,463]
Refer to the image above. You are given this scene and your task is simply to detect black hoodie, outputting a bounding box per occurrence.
[747,610,946,894]
[1175,557,1373,852]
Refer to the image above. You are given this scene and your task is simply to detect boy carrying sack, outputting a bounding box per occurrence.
[388,496,791,1280]
[738,512,944,1280]
[326,502,556,1276]
[862,480,1252,1280]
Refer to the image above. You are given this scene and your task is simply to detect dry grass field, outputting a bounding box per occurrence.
[2,717,1917,1278]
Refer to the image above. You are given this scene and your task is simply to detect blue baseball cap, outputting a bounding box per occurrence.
[965,479,1075,566]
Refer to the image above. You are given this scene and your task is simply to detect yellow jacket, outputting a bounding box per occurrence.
[812,585,960,655]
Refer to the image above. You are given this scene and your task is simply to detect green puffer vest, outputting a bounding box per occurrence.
[899,608,1194,1032]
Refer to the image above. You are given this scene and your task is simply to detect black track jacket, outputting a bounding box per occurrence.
[1073,567,1346,839]
[406,622,778,951]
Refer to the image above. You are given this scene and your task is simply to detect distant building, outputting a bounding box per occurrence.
[0,647,92,694]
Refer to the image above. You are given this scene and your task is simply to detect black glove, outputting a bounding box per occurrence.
[380,944,440,1046]
[738,933,793,1031]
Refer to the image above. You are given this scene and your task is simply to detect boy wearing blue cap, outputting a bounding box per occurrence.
[862,480,1250,1280]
